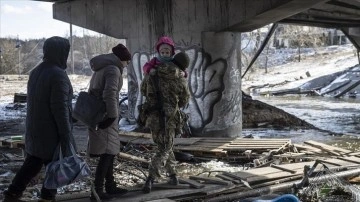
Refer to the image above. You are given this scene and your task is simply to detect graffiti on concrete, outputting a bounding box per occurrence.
[129,46,229,133]
[216,89,241,126]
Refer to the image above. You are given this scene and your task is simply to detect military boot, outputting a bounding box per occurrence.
[142,177,154,193]
[168,174,179,185]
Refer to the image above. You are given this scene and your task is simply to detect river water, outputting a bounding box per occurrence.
[242,95,360,150]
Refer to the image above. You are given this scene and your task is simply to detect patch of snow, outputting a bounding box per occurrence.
[243,44,358,93]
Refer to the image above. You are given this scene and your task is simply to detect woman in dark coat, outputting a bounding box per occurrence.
[87,44,131,200]
[4,36,75,202]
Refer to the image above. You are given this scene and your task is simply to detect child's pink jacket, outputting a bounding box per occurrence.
[143,57,161,74]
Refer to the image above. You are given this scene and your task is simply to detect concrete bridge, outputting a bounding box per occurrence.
[36,0,360,137]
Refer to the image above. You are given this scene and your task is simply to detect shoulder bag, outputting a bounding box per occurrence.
[73,91,106,129]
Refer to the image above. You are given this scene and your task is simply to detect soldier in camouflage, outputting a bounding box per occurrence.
[140,52,190,193]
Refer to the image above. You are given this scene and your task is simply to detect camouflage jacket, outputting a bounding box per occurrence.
[140,62,190,129]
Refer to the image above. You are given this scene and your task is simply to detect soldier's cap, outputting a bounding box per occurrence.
[173,52,189,71]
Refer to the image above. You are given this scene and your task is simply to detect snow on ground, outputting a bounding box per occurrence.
[242,44,358,93]
[0,74,129,121]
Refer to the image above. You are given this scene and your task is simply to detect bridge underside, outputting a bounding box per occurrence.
[35,0,360,50]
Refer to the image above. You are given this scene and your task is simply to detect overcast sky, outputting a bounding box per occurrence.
[0,0,97,40]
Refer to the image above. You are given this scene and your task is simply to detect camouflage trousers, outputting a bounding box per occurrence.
[148,125,177,179]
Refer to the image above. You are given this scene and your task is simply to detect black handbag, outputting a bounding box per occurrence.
[73,92,106,129]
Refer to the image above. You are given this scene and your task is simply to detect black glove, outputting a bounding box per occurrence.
[98,118,116,129]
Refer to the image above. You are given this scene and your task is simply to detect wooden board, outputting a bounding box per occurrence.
[178,178,205,189]
[189,176,232,185]
[337,156,360,164]
[174,138,291,158]
[304,140,352,155]
[0,136,24,148]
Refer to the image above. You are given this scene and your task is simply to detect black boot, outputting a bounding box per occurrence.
[104,156,128,196]
[90,154,114,201]
[168,174,179,185]
[105,181,128,196]
[90,189,113,201]
[142,177,154,193]
[3,190,25,202]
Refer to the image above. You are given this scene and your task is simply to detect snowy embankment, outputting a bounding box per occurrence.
[242,44,358,94]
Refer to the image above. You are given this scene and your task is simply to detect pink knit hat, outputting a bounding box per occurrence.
[156,36,175,55]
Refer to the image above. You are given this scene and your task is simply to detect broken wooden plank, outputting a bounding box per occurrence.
[1,140,23,148]
[273,152,306,157]
[189,176,232,186]
[152,183,190,189]
[347,151,360,156]
[246,172,301,184]
[270,164,297,174]
[174,146,226,153]
[229,161,316,183]
[220,172,252,189]
[293,143,324,154]
[304,140,352,155]
[215,174,241,184]
[178,178,205,189]
[316,159,342,166]
[223,146,284,150]
[337,156,360,164]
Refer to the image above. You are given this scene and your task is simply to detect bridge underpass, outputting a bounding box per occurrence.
[35,0,360,137]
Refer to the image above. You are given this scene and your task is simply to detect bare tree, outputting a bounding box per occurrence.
[0,39,18,74]
[279,25,328,62]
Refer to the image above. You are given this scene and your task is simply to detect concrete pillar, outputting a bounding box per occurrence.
[129,32,242,137]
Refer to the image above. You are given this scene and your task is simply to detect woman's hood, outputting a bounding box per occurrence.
[90,53,123,71]
[43,36,70,69]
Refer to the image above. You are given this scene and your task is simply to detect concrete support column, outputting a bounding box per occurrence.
[189,32,242,137]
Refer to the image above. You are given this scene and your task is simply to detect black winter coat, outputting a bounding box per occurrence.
[25,36,75,161]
